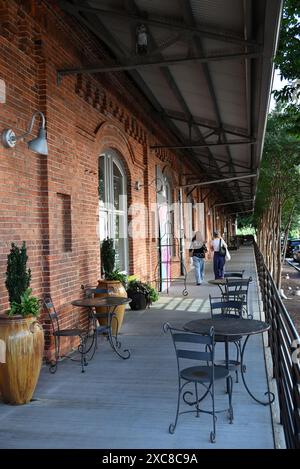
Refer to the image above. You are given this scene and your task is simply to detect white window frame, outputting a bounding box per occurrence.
[99,150,128,273]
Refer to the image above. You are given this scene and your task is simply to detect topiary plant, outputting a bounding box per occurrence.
[5,242,31,306]
[101,238,115,277]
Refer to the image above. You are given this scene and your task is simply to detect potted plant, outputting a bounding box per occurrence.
[127,278,159,310]
[0,242,44,404]
[96,238,128,335]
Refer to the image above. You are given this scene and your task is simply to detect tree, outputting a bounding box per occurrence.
[273,0,300,134]
[254,109,300,288]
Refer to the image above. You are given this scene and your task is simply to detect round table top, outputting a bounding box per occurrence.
[208,278,226,285]
[183,317,270,337]
[72,296,131,308]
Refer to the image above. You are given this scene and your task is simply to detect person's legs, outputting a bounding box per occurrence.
[213,253,219,279]
[218,256,226,278]
[199,258,205,282]
[193,256,201,284]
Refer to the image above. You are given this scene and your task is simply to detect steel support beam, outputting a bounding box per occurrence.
[214,199,254,207]
[150,140,256,150]
[179,174,256,189]
[57,52,261,80]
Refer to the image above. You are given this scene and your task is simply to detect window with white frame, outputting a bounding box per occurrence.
[99,151,128,273]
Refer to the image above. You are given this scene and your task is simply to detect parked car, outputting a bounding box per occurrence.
[292,245,300,264]
[286,239,300,258]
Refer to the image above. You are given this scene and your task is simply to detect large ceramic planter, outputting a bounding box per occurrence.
[0,315,44,405]
[95,280,127,335]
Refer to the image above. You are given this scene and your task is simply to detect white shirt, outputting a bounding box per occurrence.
[211,238,227,252]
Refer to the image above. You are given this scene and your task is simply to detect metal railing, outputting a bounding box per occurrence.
[254,241,300,449]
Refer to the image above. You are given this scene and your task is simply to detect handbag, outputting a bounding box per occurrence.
[225,248,231,261]
[219,239,226,257]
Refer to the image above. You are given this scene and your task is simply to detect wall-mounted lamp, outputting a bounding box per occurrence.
[135,177,166,195]
[1,111,48,155]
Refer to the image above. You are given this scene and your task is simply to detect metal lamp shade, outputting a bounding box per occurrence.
[28,128,48,155]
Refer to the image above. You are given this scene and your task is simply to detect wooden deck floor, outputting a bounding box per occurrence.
[0,246,275,449]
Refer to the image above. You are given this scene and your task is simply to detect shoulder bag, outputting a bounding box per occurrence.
[219,239,226,257]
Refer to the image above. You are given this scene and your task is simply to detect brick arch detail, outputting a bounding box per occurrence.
[94,121,144,174]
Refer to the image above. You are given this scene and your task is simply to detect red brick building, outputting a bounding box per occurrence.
[0,0,281,353]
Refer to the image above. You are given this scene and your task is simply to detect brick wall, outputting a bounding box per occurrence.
[0,0,228,355]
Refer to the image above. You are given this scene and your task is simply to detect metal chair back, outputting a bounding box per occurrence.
[209,295,243,318]
[43,296,60,336]
[164,323,215,374]
[224,277,252,318]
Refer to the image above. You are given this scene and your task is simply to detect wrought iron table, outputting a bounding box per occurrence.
[72,296,131,360]
[183,317,275,406]
[208,279,227,286]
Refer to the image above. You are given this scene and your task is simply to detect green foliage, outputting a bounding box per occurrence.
[254,110,300,231]
[105,269,127,287]
[5,242,31,306]
[273,0,300,134]
[274,0,300,98]
[127,280,159,304]
[101,238,115,276]
[8,288,40,318]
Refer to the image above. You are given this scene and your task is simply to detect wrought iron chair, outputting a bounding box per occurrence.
[43,296,89,374]
[209,295,244,382]
[222,277,253,318]
[163,323,233,443]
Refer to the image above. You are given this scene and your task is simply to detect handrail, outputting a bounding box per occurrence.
[254,240,300,449]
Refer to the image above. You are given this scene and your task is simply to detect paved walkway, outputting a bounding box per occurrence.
[0,246,275,449]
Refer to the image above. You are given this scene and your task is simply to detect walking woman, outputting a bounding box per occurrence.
[211,230,227,279]
[189,231,208,285]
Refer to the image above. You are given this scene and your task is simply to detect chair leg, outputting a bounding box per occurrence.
[234,341,240,383]
[210,380,216,443]
[195,383,200,418]
[79,335,87,373]
[49,335,60,374]
[227,375,234,423]
[169,378,182,434]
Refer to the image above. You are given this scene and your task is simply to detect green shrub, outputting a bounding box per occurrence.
[101,238,115,276]
[8,288,40,318]
[127,280,159,304]
[5,242,31,305]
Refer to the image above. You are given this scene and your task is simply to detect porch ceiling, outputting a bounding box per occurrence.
[57,0,283,213]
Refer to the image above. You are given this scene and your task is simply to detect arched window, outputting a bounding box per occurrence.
[99,150,128,272]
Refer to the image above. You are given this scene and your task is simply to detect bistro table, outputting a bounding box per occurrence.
[183,317,275,406]
[72,296,131,360]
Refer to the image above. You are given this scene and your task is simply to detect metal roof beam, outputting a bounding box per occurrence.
[163,109,250,138]
[57,51,261,80]
[178,0,245,204]
[214,199,254,207]
[57,0,207,176]
[67,3,260,47]
[179,174,256,189]
[150,140,256,149]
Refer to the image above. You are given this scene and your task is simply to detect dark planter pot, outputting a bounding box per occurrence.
[127,292,149,310]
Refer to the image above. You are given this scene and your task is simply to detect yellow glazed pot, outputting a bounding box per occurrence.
[0,315,44,405]
[95,280,127,335]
